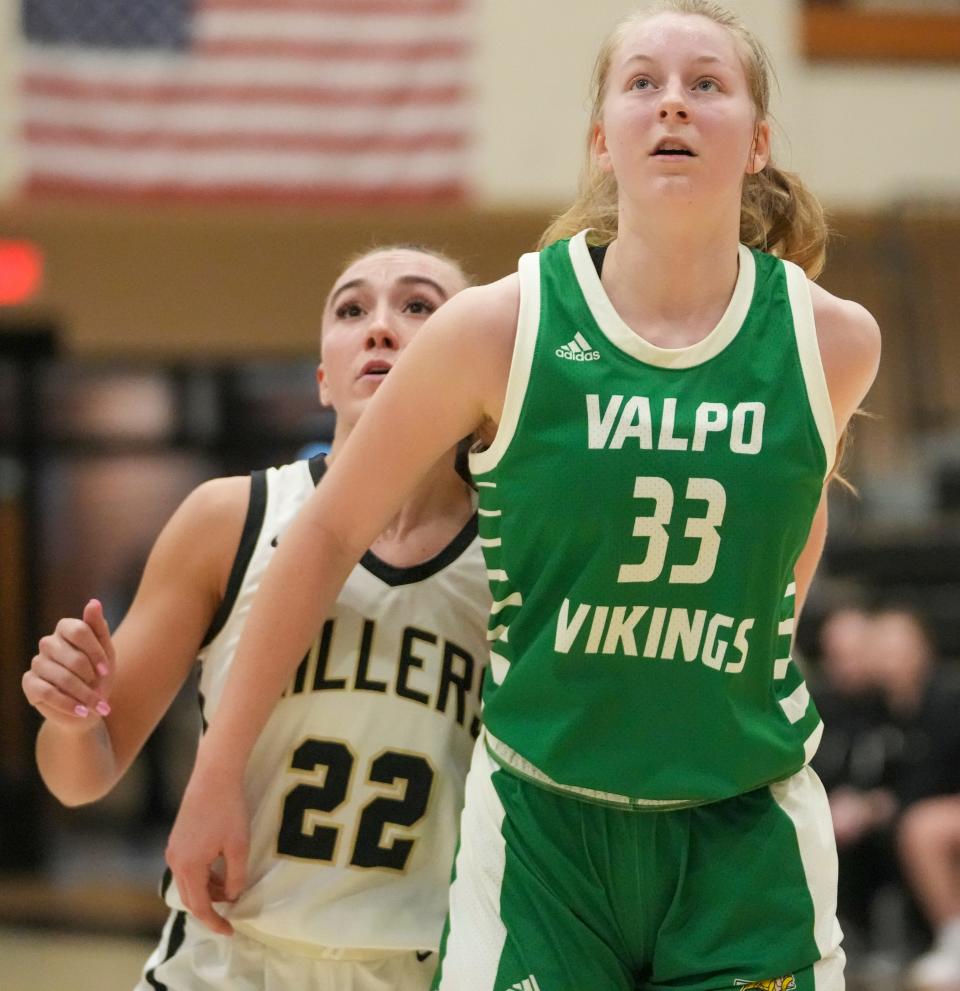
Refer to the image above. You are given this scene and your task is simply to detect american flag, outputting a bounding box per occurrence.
[18,0,472,204]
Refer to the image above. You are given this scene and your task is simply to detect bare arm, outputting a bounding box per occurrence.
[791,283,881,615]
[188,278,517,777]
[165,278,518,931]
[25,477,246,806]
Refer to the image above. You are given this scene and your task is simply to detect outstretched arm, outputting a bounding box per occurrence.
[166,278,518,932]
[23,477,246,806]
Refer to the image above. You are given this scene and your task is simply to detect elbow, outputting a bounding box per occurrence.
[43,776,115,809]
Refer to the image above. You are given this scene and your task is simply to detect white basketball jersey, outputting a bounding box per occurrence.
[163,457,490,957]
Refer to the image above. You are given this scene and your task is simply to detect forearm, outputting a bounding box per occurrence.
[193,515,360,778]
[36,718,119,806]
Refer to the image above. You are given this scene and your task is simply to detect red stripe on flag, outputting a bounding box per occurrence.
[23,75,465,107]
[24,175,467,206]
[24,123,468,153]
[199,0,467,15]
[195,39,468,60]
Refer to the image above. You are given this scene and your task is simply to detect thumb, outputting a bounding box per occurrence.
[83,598,115,661]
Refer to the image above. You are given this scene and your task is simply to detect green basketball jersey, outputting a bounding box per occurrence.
[469,230,837,809]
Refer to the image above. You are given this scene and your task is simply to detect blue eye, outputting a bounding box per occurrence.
[695,78,719,92]
[631,77,653,91]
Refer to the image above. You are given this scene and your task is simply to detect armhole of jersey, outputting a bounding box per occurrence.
[785,261,837,479]
[469,251,541,475]
[199,469,268,648]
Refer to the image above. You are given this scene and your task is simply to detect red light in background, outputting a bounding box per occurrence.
[0,240,44,305]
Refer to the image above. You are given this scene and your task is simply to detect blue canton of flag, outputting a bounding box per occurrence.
[23,0,193,51]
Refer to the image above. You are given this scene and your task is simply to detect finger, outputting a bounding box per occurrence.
[180,872,234,936]
[40,630,99,687]
[222,840,247,903]
[24,659,103,715]
[81,600,116,674]
[207,876,228,903]
[24,676,95,722]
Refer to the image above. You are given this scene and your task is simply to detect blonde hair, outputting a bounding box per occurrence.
[539,0,828,280]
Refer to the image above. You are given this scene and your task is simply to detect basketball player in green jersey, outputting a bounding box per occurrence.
[22,246,491,991]
[167,2,881,988]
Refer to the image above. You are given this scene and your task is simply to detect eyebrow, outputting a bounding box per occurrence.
[625,54,724,66]
[328,275,449,307]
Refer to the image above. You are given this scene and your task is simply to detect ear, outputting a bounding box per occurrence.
[316,363,331,407]
[592,121,614,175]
[747,119,771,175]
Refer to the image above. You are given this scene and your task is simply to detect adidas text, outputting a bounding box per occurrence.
[556,347,600,362]
[557,332,600,362]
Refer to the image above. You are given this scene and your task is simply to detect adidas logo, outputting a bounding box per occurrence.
[506,977,542,991]
[556,332,600,362]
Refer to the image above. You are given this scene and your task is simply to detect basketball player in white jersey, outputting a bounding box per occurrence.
[21,246,491,991]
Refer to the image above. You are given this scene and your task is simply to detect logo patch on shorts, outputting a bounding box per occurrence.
[734,977,797,991]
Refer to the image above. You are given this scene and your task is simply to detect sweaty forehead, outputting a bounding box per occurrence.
[614,12,742,70]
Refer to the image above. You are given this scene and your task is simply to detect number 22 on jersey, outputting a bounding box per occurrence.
[277,738,435,872]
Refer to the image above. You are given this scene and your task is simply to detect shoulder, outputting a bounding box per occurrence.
[808,281,881,430]
[430,273,520,347]
[400,272,521,430]
[177,475,251,530]
[154,476,251,589]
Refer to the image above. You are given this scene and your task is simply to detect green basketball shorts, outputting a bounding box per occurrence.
[433,736,843,991]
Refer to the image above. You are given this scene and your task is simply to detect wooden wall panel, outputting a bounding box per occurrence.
[0,204,553,358]
[1,202,958,475]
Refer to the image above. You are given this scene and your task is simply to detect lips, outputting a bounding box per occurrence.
[651,137,696,157]
[358,359,393,378]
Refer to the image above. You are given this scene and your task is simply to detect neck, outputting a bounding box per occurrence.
[327,423,470,542]
[603,198,743,344]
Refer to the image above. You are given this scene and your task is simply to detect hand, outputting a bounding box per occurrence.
[830,787,880,847]
[22,599,115,728]
[165,756,249,936]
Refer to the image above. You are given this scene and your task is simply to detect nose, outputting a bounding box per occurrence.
[365,307,399,351]
[658,82,690,121]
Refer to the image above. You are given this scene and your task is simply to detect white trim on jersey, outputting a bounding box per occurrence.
[774,657,792,680]
[779,682,811,725]
[437,739,509,991]
[484,729,702,810]
[803,719,825,764]
[469,251,541,475]
[769,767,846,990]
[567,229,757,369]
[489,651,510,686]
[490,592,523,615]
[784,260,837,479]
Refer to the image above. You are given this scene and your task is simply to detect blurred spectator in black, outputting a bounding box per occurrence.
[811,606,898,950]
[874,605,960,990]
[813,603,960,969]
[869,607,960,807]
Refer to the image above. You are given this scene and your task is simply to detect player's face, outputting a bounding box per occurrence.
[594,13,769,211]
[318,250,465,426]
